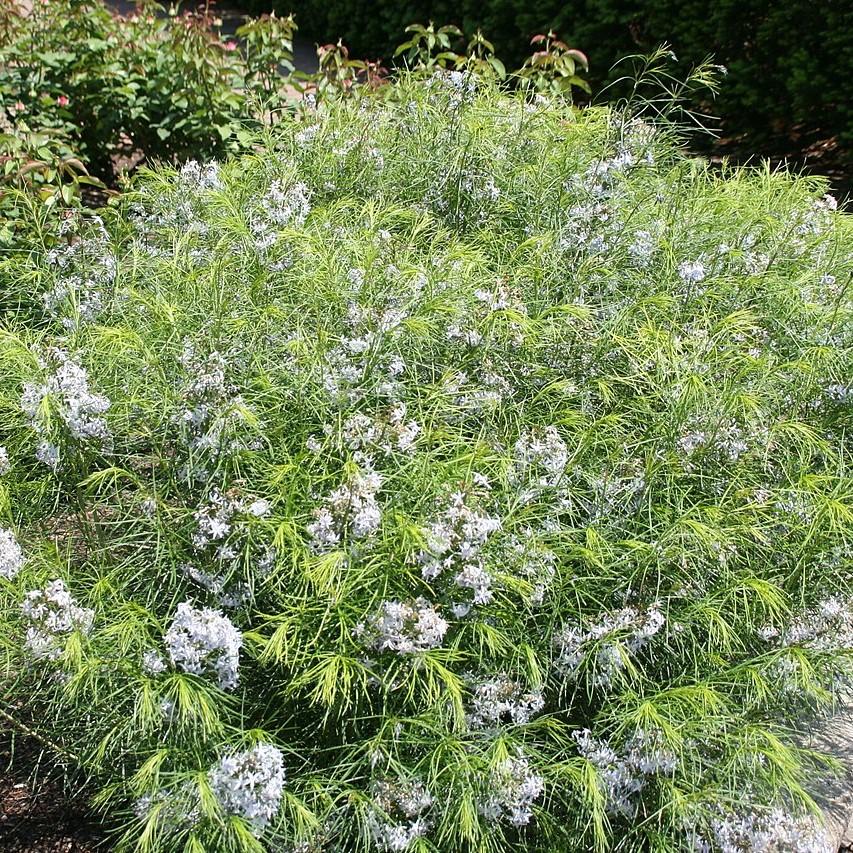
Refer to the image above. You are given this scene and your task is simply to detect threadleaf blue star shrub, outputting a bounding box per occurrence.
[1,75,852,852]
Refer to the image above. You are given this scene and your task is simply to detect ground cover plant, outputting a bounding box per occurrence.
[0,70,852,853]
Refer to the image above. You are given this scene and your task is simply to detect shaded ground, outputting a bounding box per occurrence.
[707,125,852,206]
[0,727,106,853]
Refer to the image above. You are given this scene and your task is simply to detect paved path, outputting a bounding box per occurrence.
[811,703,853,851]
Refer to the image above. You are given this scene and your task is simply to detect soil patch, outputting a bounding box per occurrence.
[0,727,108,853]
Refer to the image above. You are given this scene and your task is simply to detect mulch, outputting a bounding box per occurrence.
[706,125,852,204]
[0,729,107,853]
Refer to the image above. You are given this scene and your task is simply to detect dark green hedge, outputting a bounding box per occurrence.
[256,0,853,150]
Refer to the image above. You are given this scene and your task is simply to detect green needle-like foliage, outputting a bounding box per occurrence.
[0,73,851,852]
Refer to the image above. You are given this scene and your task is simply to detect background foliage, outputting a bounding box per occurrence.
[259,0,853,151]
[0,0,298,244]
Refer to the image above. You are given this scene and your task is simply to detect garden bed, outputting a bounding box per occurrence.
[0,728,105,852]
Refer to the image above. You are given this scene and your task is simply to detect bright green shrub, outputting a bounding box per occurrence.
[1,76,852,852]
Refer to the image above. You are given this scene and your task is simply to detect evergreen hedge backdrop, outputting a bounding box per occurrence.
[251,0,853,153]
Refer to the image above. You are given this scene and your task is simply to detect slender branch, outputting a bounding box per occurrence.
[0,702,81,765]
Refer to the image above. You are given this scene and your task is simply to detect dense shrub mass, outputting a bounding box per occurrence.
[0,0,294,180]
[269,0,853,149]
[1,77,852,852]
[0,0,297,244]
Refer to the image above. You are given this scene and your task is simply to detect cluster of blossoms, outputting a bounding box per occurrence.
[42,215,116,328]
[141,648,167,676]
[192,489,271,548]
[209,742,285,833]
[317,300,408,404]
[163,601,242,690]
[554,602,665,686]
[366,778,433,852]
[444,321,484,348]
[440,364,513,414]
[294,121,320,147]
[307,462,383,551]
[128,161,221,242]
[573,728,677,817]
[21,349,111,466]
[791,194,838,250]
[758,597,853,651]
[826,382,852,404]
[583,143,644,196]
[773,489,816,525]
[677,259,707,286]
[21,579,94,660]
[0,527,24,581]
[512,426,569,500]
[559,135,654,255]
[251,178,312,252]
[446,283,528,350]
[179,159,222,191]
[183,488,273,607]
[559,197,616,255]
[677,416,751,464]
[480,754,545,827]
[417,483,502,610]
[425,69,477,110]
[694,806,827,853]
[339,404,420,455]
[174,342,253,480]
[628,227,659,267]
[465,673,544,729]
[158,345,275,605]
[0,446,9,475]
[356,598,448,654]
